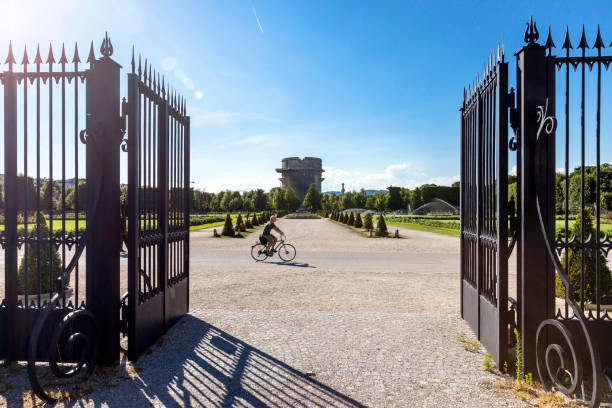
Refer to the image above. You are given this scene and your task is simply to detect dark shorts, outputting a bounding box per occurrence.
[264,234,275,244]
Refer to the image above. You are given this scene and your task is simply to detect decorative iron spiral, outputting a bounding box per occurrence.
[27,293,100,404]
[27,123,104,404]
[533,100,603,408]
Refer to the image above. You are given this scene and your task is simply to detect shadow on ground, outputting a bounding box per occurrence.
[130,315,363,407]
[260,260,316,268]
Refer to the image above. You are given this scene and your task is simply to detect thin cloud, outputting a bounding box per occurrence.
[251,3,264,33]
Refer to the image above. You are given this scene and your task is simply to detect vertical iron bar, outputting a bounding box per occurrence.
[23,56,29,309]
[36,57,41,306]
[74,53,79,307]
[61,55,66,306]
[127,72,140,361]
[595,45,601,318]
[4,69,18,362]
[564,51,569,319]
[158,97,169,326]
[48,56,54,301]
[580,47,585,311]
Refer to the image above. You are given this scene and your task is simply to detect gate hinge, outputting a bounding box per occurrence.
[507,88,519,151]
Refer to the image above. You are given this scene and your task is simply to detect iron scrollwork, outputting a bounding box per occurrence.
[532,99,603,407]
[27,113,105,404]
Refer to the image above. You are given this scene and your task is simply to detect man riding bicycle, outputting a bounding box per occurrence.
[262,215,284,255]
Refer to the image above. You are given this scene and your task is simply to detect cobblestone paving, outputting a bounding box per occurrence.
[1,219,526,407]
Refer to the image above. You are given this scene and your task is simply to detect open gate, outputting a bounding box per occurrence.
[460,55,510,366]
[126,54,190,361]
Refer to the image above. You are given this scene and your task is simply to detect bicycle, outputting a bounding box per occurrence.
[251,235,296,262]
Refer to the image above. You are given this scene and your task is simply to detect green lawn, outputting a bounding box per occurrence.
[385,220,461,237]
[555,220,612,236]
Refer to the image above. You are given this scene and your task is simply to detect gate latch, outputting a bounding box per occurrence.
[508,88,519,151]
[120,97,128,138]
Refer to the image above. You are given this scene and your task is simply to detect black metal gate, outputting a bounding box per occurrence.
[126,53,190,361]
[461,19,612,407]
[460,53,509,366]
[0,35,190,403]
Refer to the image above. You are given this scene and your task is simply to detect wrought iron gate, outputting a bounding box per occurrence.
[460,53,510,366]
[0,35,190,403]
[126,52,190,361]
[461,19,612,407]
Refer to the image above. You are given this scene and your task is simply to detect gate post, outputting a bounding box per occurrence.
[85,36,121,365]
[515,30,556,376]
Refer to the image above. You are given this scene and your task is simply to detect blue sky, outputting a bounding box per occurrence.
[0,1,611,192]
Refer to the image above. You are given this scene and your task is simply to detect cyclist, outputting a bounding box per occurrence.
[262,215,284,255]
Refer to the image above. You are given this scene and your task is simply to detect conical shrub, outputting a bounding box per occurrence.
[364,213,374,230]
[252,213,259,226]
[245,215,253,229]
[222,213,235,236]
[375,214,388,237]
[354,213,363,228]
[348,212,355,226]
[17,213,65,295]
[235,214,245,231]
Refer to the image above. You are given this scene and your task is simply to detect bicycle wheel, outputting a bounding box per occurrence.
[278,244,296,262]
[251,244,268,261]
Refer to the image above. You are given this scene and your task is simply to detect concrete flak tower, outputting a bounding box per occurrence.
[276,157,324,201]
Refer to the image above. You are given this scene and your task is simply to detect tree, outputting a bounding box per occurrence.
[374,193,387,212]
[556,207,611,303]
[66,182,87,212]
[365,196,375,210]
[341,193,355,210]
[284,187,301,211]
[363,213,374,230]
[375,214,388,237]
[354,190,367,208]
[221,213,235,236]
[387,186,403,211]
[229,196,243,212]
[272,188,287,210]
[17,213,65,295]
[302,183,322,211]
[220,191,233,211]
[354,212,363,228]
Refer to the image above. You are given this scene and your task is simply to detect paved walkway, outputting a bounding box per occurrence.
[1,218,525,407]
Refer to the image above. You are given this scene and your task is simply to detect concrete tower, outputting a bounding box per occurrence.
[276,157,324,201]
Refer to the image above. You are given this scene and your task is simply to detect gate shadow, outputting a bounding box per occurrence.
[120,314,364,407]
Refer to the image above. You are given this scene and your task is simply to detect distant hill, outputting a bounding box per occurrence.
[323,189,386,195]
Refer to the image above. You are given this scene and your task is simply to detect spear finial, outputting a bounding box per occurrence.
[138,54,142,77]
[5,41,16,67]
[46,43,55,64]
[59,43,68,64]
[131,46,135,73]
[87,41,95,64]
[562,26,573,50]
[594,25,605,49]
[72,43,81,63]
[34,43,42,64]
[21,45,29,65]
[578,25,589,50]
[544,25,556,52]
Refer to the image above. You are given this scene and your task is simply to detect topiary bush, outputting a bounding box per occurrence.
[251,213,259,227]
[555,207,611,304]
[375,214,388,237]
[245,215,253,229]
[348,212,355,226]
[354,213,363,228]
[17,213,66,295]
[364,213,374,230]
[235,214,245,231]
[221,213,235,236]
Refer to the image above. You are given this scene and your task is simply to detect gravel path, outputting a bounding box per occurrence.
[1,218,526,407]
